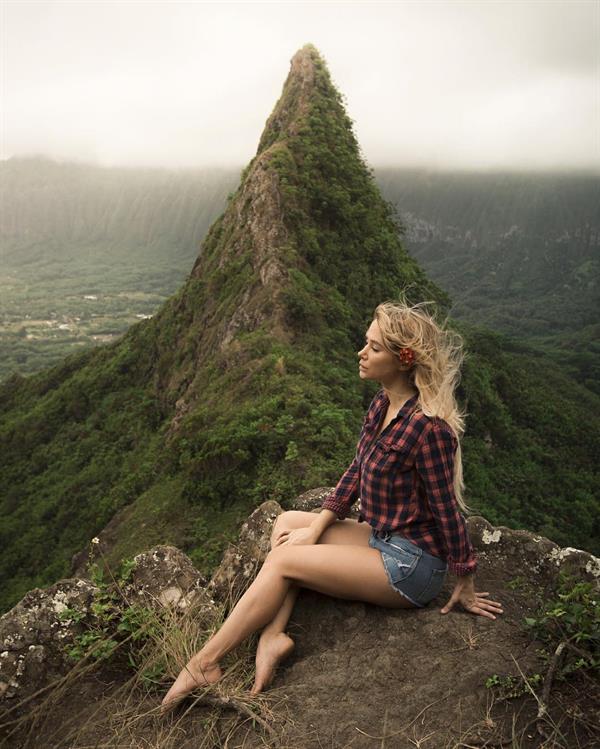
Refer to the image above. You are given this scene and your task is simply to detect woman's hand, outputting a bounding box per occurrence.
[440,575,503,620]
[273,527,319,547]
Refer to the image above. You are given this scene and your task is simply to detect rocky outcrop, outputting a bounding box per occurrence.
[0,546,219,706]
[0,578,97,703]
[120,546,216,614]
[2,487,598,749]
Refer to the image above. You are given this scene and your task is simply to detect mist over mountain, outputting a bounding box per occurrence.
[0,156,237,266]
[0,158,239,379]
[379,169,600,395]
[2,157,598,391]
[0,46,597,617]
[378,168,600,334]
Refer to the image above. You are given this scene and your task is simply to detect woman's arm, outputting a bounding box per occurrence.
[319,455,361,521]
[415,421,503,620]
[414,421,477,576]
[273,508,338,547]
[308,508,339,541]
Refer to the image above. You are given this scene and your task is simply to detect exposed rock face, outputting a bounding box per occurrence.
[193,153,291,353]
[2,489,598,749]
[468,516,600,583]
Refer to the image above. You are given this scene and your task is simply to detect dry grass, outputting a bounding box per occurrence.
[0,564,294,749]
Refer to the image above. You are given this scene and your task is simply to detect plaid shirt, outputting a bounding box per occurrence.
[321,389,478,576]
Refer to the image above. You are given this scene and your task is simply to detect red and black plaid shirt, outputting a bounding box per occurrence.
[321,389,478,576]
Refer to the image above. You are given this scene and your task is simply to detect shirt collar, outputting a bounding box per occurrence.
[381,389,419,416]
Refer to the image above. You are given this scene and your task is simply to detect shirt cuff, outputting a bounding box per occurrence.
[320,496,354,521]
[447,558,478,576]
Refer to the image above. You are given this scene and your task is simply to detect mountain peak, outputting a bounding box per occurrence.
[256,44,329,155]
[154,42,445,416]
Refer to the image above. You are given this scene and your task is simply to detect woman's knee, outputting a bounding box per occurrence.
[270,510,314,548]
[263,544,291,571]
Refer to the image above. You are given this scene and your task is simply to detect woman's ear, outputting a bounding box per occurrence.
[394,355,410,372]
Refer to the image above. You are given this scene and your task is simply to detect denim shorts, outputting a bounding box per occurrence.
[368,529,448,607]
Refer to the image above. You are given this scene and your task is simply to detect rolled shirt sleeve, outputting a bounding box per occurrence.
[320,455,360,520]
[415,422,478,576]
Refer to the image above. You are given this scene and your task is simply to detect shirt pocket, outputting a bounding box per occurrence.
[368,436,414,476]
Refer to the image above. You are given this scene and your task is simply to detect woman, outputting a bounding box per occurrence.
[161,300,503,712]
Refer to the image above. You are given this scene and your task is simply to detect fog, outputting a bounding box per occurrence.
[2,0,599,172]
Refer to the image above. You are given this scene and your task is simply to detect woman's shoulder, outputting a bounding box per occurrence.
[413,410,456,437]
[426,414,453,430]
[419,414,458,445]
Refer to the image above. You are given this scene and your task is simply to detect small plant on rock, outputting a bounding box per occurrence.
[59,538,166,677]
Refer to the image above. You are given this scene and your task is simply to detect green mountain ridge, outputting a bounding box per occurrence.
[1,160,598,390]
[377,168,600,336]
[0,45,598,615]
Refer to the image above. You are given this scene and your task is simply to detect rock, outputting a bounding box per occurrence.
[0,578,97,702]
[1,547,216,707]
[207,500,282,604]
[282,486,340,513]
[122,545,211,612]
[468,515,600,589]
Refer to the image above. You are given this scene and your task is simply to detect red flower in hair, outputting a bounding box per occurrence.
[399,347,415,366]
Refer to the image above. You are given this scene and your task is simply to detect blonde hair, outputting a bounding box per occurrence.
[373,298,472,514]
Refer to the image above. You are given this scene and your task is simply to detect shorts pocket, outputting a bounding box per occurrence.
[381,549,419,585]
[418,567,447,604]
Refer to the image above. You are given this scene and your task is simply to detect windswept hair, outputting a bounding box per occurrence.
[373,297,471,514]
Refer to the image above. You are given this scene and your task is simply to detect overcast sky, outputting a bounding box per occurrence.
[2,0,599,172]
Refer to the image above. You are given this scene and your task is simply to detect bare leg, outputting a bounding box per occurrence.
[161,515,376,709]
[249,516,326,693]
[255,513,368,637]
[253,514,372,694]
[250,583,299,694]
[161,558,294,711]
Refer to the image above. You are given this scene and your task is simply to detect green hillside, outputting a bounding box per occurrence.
[376,168,599,333]
[0,45,598,615]
[2,162,598,389]
[0,159,238,380]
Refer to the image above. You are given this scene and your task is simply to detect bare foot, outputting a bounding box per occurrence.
[160,652,223,714]
[250,632,295,695]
